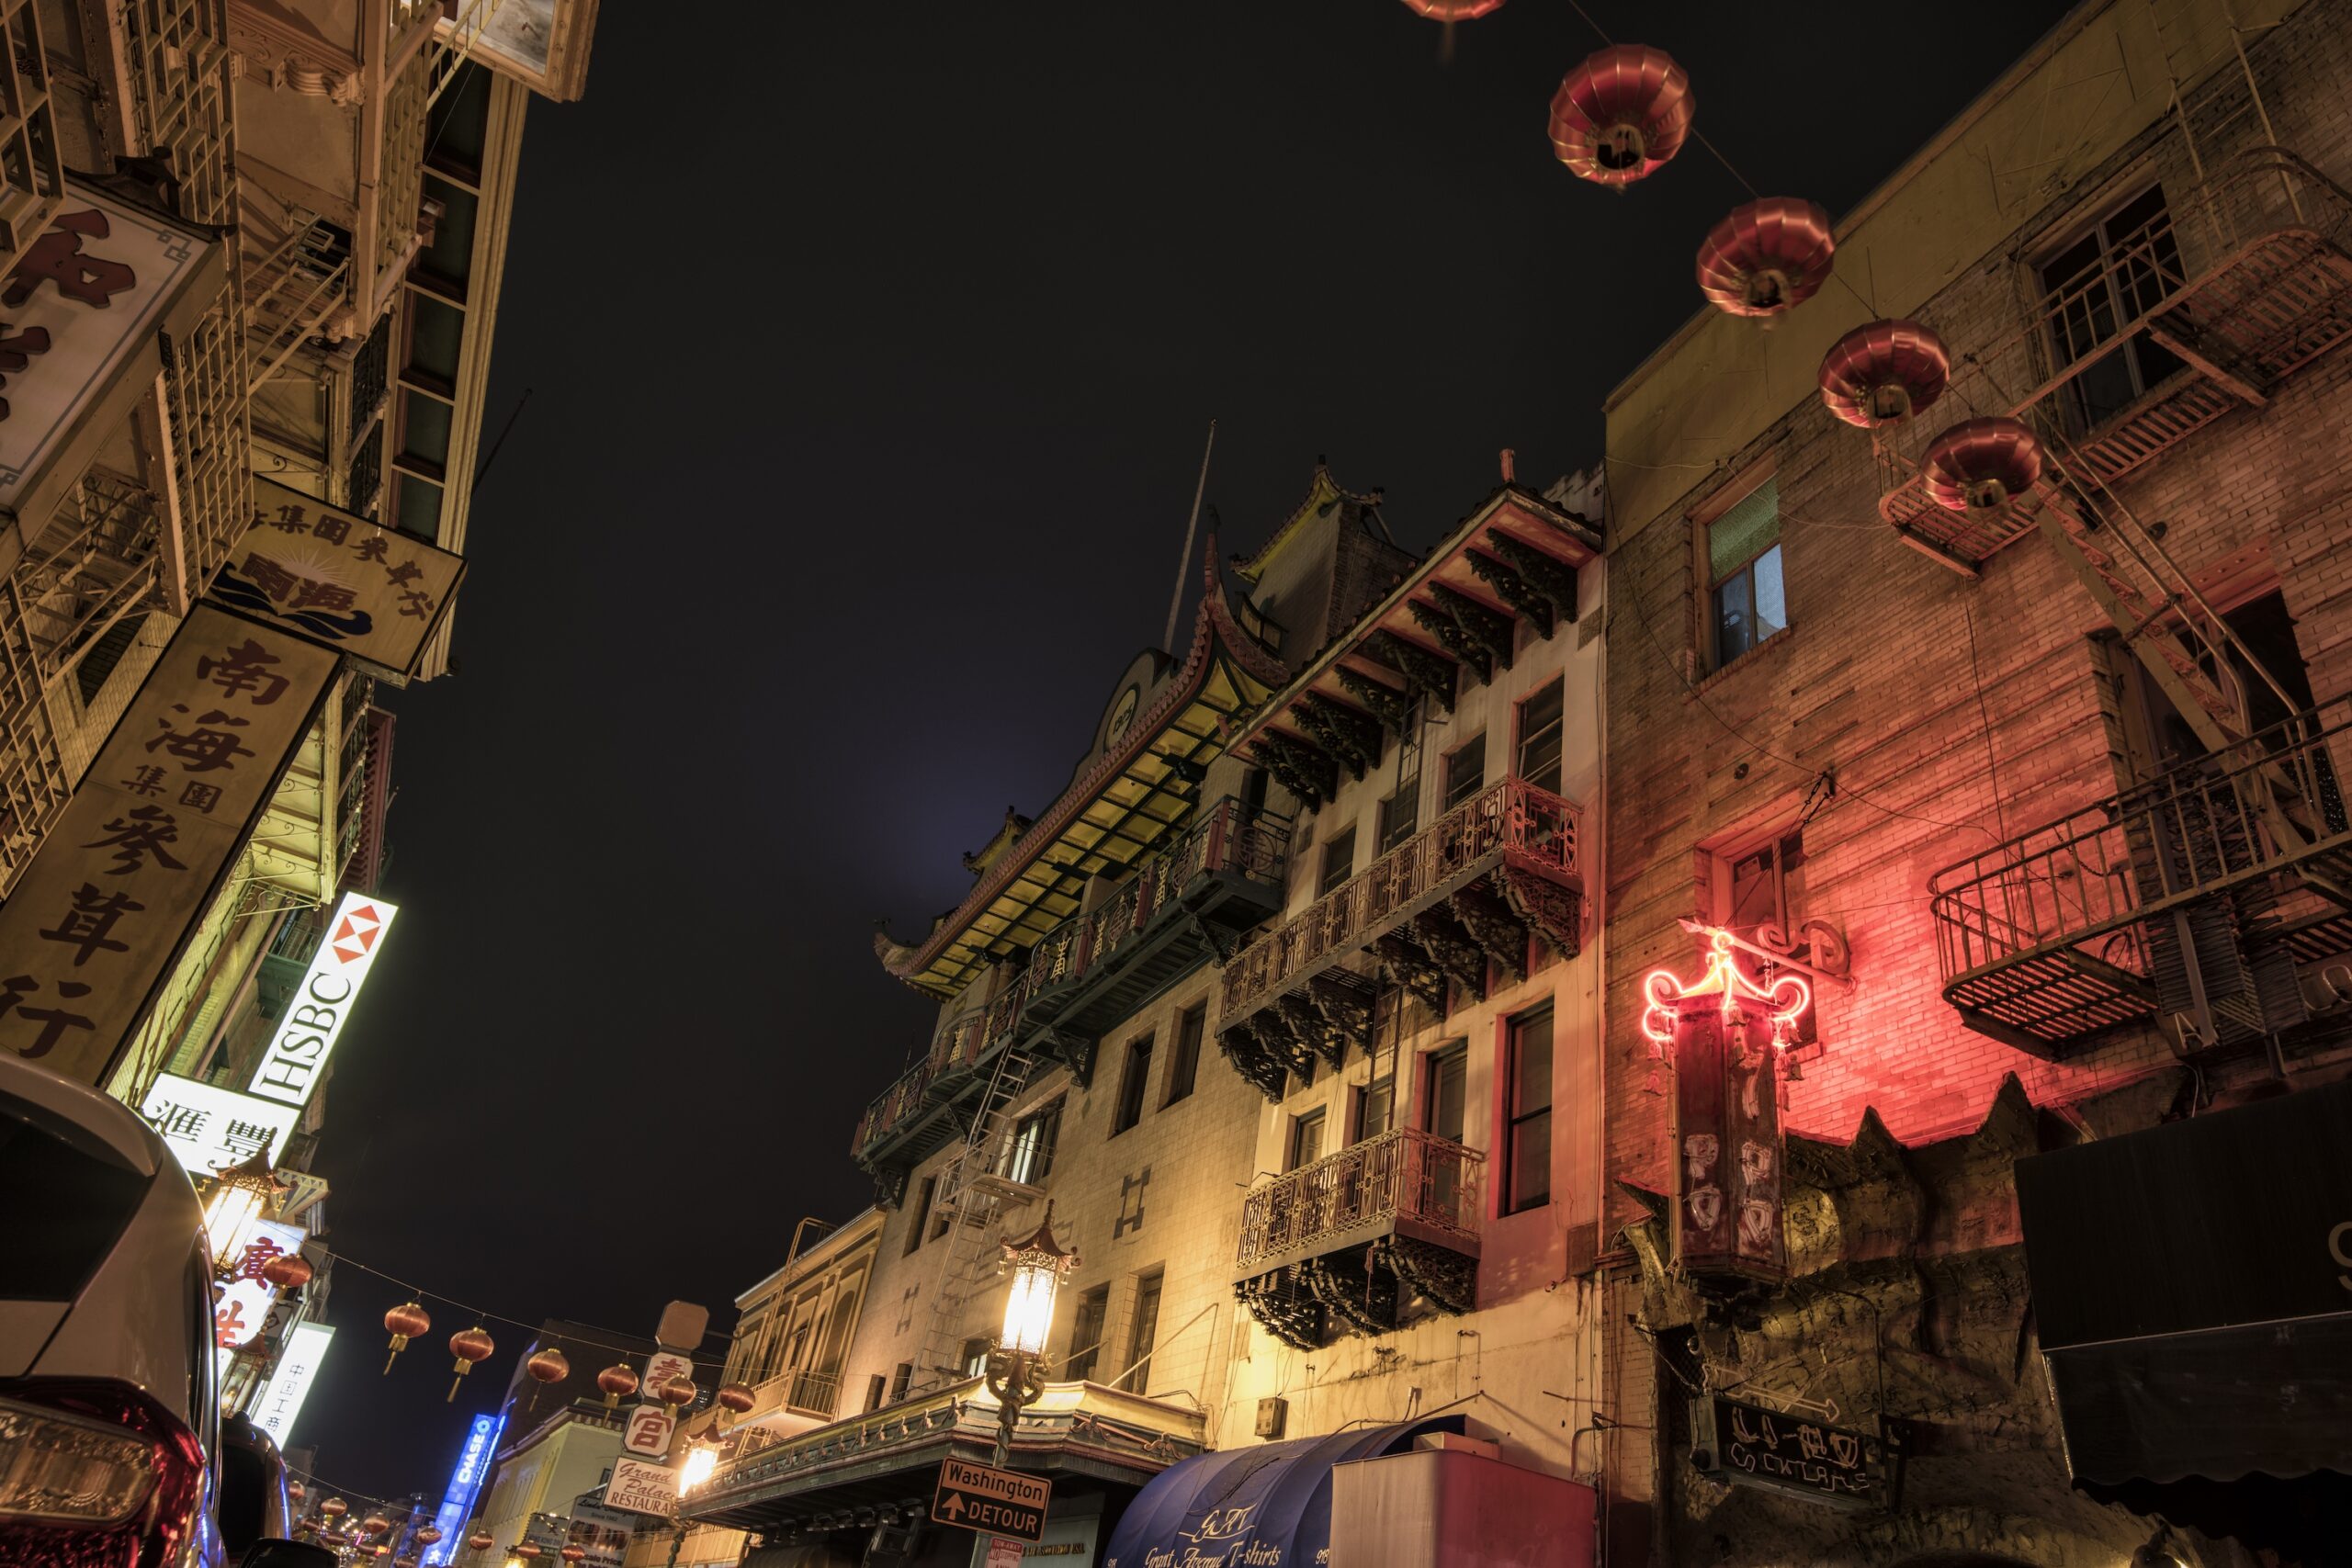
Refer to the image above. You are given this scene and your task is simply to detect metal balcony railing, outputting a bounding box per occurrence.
[1236,1127,1483,1275]
[1221,777,1580,1021]
[1880,144,2352,565]
[1929,695,2352,1049]
[853,797,1287,1157]
[784,1369,841,1418]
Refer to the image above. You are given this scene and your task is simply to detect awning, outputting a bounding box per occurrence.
[2015,1077,2352,1485]
[1102,1417,1463,1568]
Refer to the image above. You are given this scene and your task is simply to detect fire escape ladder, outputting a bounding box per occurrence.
[910,1039,1039,1393]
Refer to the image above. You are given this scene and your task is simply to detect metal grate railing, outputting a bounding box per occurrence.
[1235,1127,1484,1273]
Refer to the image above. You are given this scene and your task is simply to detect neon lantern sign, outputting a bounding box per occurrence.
[1645,925,1808,1285]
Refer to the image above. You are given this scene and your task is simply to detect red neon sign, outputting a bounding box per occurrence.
[1641,927,1812,1054]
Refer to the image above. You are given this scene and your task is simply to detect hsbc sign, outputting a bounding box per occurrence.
[248,891,397,1109]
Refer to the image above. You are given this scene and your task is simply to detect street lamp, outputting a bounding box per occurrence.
[986,1201,1077,1466]
[201,1151,286,1272]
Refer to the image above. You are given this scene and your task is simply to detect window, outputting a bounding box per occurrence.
[2040,184,2186,434]
[1118,1270,1164,1393]
[1707,476,1785,669]
[1378,703,1424,852]
[1711,831,1804,942]
[960,1337,990,1379]
[1162,1002,1205,1107]
[1287,1107,1327,1171]
[903,1178,935,1256]
[1505,1007,1555,1213]
[1317,827,1357,897]
[1515,680,1564,795]
[888,1362,913,1403]
[1355,1076,1395,1143]
[1065,1283,1110,1382]
[1442,734,1486,809]
[1357,985,1416,1142]
[863,1373,887,1413]
[1001,1100,1062,1186]
[1422,1043,1467,1142]
[1112,1033,1154,1134]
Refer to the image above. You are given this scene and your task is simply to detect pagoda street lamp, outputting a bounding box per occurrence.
[986,1202,1078,1467]
[201,1151,288,1273]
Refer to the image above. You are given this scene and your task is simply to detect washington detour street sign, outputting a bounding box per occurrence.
[933,1457,1050,1542]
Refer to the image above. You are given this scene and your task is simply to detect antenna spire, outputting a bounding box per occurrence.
[1162,420,1217,653]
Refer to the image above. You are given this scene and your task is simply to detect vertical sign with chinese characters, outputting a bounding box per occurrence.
[252,1322,336,1447]
[1669,988,1787,1284]
[209,479,464,678]
[140,1071,300,1178]
[0,605,338,1086]
[213,1219,308,1349]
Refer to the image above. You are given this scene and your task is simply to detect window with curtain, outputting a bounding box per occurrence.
[1708,476,1785,669]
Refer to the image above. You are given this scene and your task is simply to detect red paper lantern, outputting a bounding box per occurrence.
[384,1302,432,1373]
[526,1347,571,1386]
[1548,45,1693,186]
[659,1374,697,1414]
[1697,198,1835,319]
[560,1548,587,1566]
[288,1481,305,1502]
[1400,0,1504,17]
[512,1545,543,1562]
[415,1526,444,1546]
[447,1325,495,1402]
[467,1532,495,1553]
[1923,417,2044,512]
[321,1497,349,1518]
[1817,318,1951,428]
[361,1514,390,1537]
[716,1381,754,1416]
[260,1253,314,1291]
[595,1363,639,1410]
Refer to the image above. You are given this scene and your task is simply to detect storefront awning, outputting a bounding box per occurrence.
[2015,1077,2352,1485]
[1102,1416,1463,1568]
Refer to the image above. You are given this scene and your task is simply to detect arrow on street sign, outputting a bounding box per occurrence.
[933,1456,1050,1543]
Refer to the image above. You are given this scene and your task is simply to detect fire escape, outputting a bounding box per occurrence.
[1897,67,2352,1059]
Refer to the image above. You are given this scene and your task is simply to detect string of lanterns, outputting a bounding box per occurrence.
[1396,0,2024,522]
[367,1294,755,1421]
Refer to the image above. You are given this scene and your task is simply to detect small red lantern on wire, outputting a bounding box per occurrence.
[596,1363,639,1410]
[716,1382,754,1424]
[1818,318,1951,428]
[1697,197,1835,319]
[467,1532,495,1554]
[1923,417,2044,511]
[361,1514,390,1538]
[415,1526,444,1547]
[260,1253,313,1292]
[1399,0,1504,17]
[447,1325,495,1401]
[288,1481,305,1503]
[659,1374,697,1416]
[560,1547,587,1567]
[512,1544,543,1562]
[384,1302,432,1373]
[320,1498,349,1520]
[525,1345,571,1409]
[1548,45,1693,186]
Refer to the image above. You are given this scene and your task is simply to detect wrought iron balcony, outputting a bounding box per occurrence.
[1880,145,2352,568]
[1232,1128,1483,1348]
[852,797,1289,1167]
[1929,695,2352,1058]
[1216,777,1582,1100]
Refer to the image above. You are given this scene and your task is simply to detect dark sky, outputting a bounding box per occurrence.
[303,0,2072,1503]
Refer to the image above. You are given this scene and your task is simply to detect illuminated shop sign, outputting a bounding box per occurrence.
[424,1413,507,1565]
[141,1072,299,1179]
[213,1219,308,1349]
[248,890,397,1108]
[252,1322,335,1446]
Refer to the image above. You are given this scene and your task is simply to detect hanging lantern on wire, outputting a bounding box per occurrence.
[288,1481,305,1503]
[1399,0,1504,17]
[360,1515,390,1538]
[320,1498,348,1520]
[1697,197,1836,319]
[659,1374,697,1417]
[512,1544,543,1562]
[1924,417,2044,511]
[415,1527,443,1548]
[384,1302,432,1373]
[260,1253,314,1292]
[447,1325,495,1402]
[525,1346,571,1409]
[560,1547,587,1567]
[715,1382,754,1425]
[1818,318,1951,428]
[595,1363,639,1410]
[1548,45,1693,186]
[467,1532,494,1555]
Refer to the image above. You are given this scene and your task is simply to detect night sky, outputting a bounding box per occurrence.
[302,0,2073,1504]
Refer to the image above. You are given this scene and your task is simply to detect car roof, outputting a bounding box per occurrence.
[0,1050,166,1178]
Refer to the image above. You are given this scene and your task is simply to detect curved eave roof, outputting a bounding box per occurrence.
[1232,462,1384,587]
[880,540,1287,998]
[1233,484,1600,757]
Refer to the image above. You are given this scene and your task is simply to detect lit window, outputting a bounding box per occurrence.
[1505,1007,1554,1213]
[1709,477,1785,669]
[1001,1100,1061,1186]
[1515,681,1564,795]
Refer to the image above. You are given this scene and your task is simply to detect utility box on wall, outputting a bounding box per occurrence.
[1255,1396,1288,1439]
[1329,1444,1596,1567]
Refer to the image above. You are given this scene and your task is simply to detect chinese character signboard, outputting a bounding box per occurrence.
[141,1071,300,1178]
[252,1322,335,1447]
[603,1457,679,1518]
[245,888,397,1108]
[212,1218,307,1348]
[0,605,338,1086]
[1690,1395,1900,1511]
[641,1349,692,1403]
[209,479,463,677]
[622,1404,674,1458]
[0,183,222,529]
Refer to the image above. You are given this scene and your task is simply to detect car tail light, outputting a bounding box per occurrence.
[0,1380,207,1567]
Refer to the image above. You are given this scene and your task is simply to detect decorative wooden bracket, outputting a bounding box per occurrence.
[1255,729,1339,809]
[1413,908,1489,1001]
[1366,630,1460,714]
[1374,931,1453,1018]
[1295,693,1383,780]
[1428,582,1516,675]
[1467,549,1554,638]
[1450,881,1528,987]
[1337,666,1414,733]
[1485,530,1579,624]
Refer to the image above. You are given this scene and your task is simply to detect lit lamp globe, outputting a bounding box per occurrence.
[200,1152,287,1273]
[678,1442,720,1496]
[986,1201,1078,1466]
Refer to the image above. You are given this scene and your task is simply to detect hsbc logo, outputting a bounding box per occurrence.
[248,890,399,1109]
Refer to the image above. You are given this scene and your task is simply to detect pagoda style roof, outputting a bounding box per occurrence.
[1231,484,1600,805]
[1231,460,1385,587]
[875,539,1288,998]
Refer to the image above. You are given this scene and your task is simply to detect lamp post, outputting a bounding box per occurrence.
[201,1151,288,1274]
[985,1201,1078,1467]
[664,1438,719,1568]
